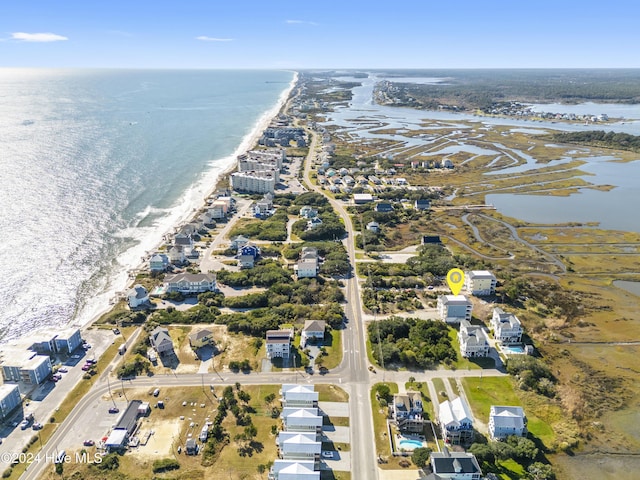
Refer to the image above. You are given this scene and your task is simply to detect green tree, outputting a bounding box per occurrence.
[528,462,555,480]
[411,447,432,468]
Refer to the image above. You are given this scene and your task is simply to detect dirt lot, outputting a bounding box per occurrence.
[129,417,180,459]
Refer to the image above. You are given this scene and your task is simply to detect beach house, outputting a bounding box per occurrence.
[429,449,483,480]
[188,328,214,349]
[276,432,321,461]
[464,270,497,296]
[268,460,319,480]
[490,308,523,345]
[281,407,323,433]
[149,327,174,356]
[392,391,424,433]
[149,253,169,272]
[438,397,474,445]
[127,284,149,308]
[300,320,326,347]
[266,329,293,360]
[437,295,473,323]
[458,320,490,358]
[280,384,319,409]
[489,406,528,440]
[163,273,217,294]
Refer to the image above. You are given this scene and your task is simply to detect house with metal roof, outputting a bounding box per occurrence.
[438,397,474,445]
[488,405,528,440]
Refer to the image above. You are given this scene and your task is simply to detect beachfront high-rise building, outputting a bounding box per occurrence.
[231,170,277,194]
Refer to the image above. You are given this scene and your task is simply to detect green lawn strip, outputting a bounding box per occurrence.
[315,384,349,402]
[320,471,352,480]
[320,329,343,370]
[370,382,398,458]
[448,377,460,396]
[496,458,528,480]
[432,378,448,404]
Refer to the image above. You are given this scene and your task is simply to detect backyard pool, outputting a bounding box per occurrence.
[502,345,525,354]
[398,438,425,450]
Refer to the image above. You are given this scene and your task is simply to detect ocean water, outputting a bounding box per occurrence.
[0,69,294,343]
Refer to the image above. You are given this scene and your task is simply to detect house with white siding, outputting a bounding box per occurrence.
[266,329,293,360]
[458,320,490,358]
[490,308,523,345]
[281,407,323,433]
[163,273,217,294]
[280,384,318,408]
[429,449,482,480]
[276,432,321,460]
[439,397,474,445]
[489,405,528,440]
[127,284,149,308]
[269,460,319,480]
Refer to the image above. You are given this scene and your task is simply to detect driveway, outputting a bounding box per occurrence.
[319,451,351,472]
[318,401,349,418]
[321,425,350,443]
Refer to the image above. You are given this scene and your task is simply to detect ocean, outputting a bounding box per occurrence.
[0,69,294,343]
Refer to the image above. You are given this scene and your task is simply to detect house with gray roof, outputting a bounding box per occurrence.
[427,448,482,480]
[149,327,174,355]
[489,405,528,440]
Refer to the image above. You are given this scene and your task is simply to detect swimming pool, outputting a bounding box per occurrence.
[502,345,525,354]
[398,438,424,450]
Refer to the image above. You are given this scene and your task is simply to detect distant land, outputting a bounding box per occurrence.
[370,68,640,112]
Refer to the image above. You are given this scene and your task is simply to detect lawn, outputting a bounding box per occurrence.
[320,329,343,370]
[315,384,349,403]
[432,378,448,404]
[461,376,522,424]
[462,377,558,447]
[370,382,418,470]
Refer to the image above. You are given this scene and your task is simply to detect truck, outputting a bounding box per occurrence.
[118,344,127,355]
[199,426,208,442]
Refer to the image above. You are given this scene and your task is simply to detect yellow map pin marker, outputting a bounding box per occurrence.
[446,268,465,296]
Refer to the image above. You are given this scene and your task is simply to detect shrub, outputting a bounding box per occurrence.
[152,458,180,473]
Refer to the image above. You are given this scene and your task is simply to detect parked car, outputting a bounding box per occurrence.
[85,358,96,364]
[58,367,68,373]
[32,422,43,430]
[113,328,121,335]
[81,365,91,371]
[108,407,119,414]
[19,420,30,430]
[152,388,160,397]
[83,439,95,446]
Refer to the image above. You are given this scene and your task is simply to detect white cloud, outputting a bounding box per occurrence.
[196,36,233,42]
[11,32,68,42]
[285,20,318,26]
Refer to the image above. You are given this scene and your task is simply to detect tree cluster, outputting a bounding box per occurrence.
[549,130,640,153]
[229,208,289,241]
[506,356,556,397]
[368,317,456,368]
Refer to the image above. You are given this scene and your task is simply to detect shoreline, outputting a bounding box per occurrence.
[6,71,298,345]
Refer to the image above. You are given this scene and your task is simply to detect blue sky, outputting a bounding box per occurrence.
[1,0,638,68]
